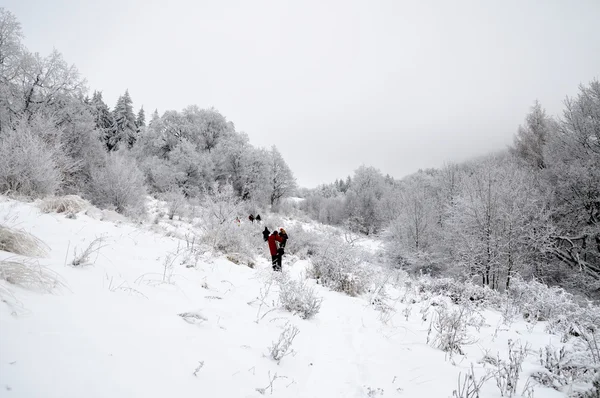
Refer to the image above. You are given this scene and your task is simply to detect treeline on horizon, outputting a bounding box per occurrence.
[300,82,599,298]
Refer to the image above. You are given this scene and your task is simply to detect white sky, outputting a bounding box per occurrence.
[4,0,600,187]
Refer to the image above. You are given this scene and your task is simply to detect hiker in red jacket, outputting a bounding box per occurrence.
[268,230,284,271]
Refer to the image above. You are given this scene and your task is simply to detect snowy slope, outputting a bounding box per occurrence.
[0,198,570,397]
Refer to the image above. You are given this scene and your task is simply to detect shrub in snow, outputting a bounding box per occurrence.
[0,225,48,257]
[0,258,65,292]
[39,195,89,214]
[87,150,147,215]
[281,225,323,259]
[0,124,62,198]
[452,363,491,398]
[269,322,300,363]
[427,303,476,357]
[71,237,107,266]
[572,323,600,366]
[571,374,600,398]
[506,277,578,324]
[278,276,323,320]
[531,344,593,390]
[309,238,371,296]
[197,183,251,254]
[416,277,499,307]
[493,339,529,398]
[137,155,179,194]
[160,188,187,220]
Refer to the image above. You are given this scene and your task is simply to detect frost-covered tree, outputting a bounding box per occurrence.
[0,116,62,197]
[397,173,436,251]
[1,46,84,126]
[136,106,145,129]
[345,166,386,234]
[444,154,551,289]
[0,8,24,133]
[87,150,146,215]
[268,146,296,206]
[89,91,113,145]
[213,133,270,204]
[543,80,600,282]
[180,106,233,153]
[109,90,137,150]
[512,101,553,169]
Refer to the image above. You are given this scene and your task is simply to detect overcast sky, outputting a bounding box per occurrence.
[4,0,599,187]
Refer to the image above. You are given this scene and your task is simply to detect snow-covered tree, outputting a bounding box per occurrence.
[512,100,553,169]
[89,91,113,145]
[444,154,551,289]
[543,80,600,282]
[136,106,145,129]
[109,90,137,150]
[87,150,146,215]
[345,165,386,234]
[0,116,62,197]
[268,146,296,206]
[0,8,24,133]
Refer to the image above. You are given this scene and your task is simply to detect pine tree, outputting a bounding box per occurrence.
[111,90,137,150]
[90,91,114,151]
[136,106,146,129]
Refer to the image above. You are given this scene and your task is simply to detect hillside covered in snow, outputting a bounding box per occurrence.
[1,197,598,398]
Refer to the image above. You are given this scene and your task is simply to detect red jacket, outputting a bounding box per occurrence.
[268,234,283,256]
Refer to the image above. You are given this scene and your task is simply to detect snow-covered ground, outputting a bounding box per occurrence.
[0,198,575,397]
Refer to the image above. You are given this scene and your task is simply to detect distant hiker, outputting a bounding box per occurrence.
[268,230,284,271]
[249,214,255,223]
[262,227,270,242]
[255,214,262,222]
[279,228,288,249]
[235,217,241,226]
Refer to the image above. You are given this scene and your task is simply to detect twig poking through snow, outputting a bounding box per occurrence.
[192,361,204,377]
[256,371,288,395]
[269,323,300,363]
[71,237,108,266]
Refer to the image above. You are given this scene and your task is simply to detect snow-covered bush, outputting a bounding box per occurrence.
[0,225,48,257]
[506,277,578,323]
[278,276,322,320]
[531,344,593,390]
[87,151,147,215]
[493,340,529,397]
[571,374,600,398]
[416,277,500,307]
[269,323,300,363]
[39,195,89,214]
[453,363,491,398]
[282,225,323,259]
[427,303,476,356]
[161,188,187,220]
[0,124,62,198]
[309,238,371,296]
[197,183,259,256]
[137,155,179,194]
[0,258,65,292]
[71,237,107,266]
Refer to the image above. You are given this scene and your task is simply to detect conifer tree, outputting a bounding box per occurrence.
[90,91,113,150]
[136,106,146,129]
[111,90,137,150]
